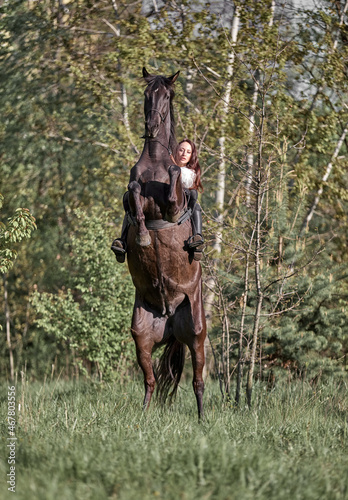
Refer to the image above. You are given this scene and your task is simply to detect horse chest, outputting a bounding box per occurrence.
[132,158,168,181]
[138,170,169,185]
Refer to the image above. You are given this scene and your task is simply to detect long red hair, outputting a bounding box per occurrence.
[175,139,204,193]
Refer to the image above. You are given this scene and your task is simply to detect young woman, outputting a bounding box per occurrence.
[174,139,204,260]
[111,138,204,262]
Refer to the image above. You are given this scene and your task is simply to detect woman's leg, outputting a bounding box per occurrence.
[191,203,203,240]
[187,190,204,260]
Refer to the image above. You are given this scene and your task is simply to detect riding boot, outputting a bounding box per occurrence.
[186,190,204,261]
[111,192,130,264]
[111,215,129,263]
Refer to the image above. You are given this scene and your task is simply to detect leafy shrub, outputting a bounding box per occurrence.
[32,208,135,380]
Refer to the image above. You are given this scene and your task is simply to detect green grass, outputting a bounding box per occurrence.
[0,376,347,500]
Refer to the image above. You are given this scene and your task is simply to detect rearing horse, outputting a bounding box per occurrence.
[124,68,206,419]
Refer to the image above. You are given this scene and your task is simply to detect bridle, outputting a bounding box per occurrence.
[145,108,168,124]
[143,106,175,160]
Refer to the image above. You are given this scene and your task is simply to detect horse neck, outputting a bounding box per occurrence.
[141,115,175,164]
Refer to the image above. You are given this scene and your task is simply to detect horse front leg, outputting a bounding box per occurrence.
[166,165,184,222]
[131,326,156,410]
[128,181,151,247]
[187,297,207,421]
[135,340,156,410]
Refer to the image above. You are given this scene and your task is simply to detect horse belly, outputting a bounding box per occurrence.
[127,223,200,315]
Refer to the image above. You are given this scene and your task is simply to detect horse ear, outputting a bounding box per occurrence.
[168,71,180,84]
[143,67,150,78]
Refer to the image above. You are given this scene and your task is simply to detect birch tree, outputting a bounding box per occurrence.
[203,4,240,388]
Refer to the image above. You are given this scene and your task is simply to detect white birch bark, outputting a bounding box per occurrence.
[216,6,240,254]
[3,275,14,381]
[121,83,140,155]
[333,0,348,50]
[245,83,259,205]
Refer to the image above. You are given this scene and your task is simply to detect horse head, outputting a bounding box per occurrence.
[142,67,179,140]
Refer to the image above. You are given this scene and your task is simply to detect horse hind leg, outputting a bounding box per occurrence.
[175,296,206,420]
[128,180,151,247]
[189,340,205,421]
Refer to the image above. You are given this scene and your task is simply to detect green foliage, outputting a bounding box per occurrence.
[31,208,135,380]
[0,193,37,274]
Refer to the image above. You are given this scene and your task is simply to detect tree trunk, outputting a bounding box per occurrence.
[237,3,275,403]
[246,100,266,408]
[246,79,259,205]
[203,6,240,381]
[3,275,14,381]
[235,226,256,404]
[246,1,274,204]
[121,82,140,155]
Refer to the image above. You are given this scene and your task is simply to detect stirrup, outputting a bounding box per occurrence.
[187,234,204,249]
[111,239,126,263]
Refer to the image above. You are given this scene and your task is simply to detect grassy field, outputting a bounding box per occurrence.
[0,375,347,500]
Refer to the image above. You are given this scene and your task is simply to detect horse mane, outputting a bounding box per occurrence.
[168,99,177,154]
[143,74,177,153]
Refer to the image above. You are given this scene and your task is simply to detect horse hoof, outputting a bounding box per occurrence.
[136,234,152,247]
[166,211,181,223]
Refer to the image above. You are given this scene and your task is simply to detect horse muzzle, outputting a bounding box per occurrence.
[145,123,160,138]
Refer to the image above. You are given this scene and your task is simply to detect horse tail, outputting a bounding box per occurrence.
[155,335,186,404]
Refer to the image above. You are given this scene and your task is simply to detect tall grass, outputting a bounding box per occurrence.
[0,376,347,500]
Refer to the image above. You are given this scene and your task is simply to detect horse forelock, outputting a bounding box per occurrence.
[144,74,176,89]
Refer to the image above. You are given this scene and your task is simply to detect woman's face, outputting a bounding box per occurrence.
[177,142,192,167]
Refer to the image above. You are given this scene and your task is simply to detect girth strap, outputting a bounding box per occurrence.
[127,207,192,231]
[145,219,178,230]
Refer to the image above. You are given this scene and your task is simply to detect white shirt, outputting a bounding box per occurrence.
[180,167,196,189]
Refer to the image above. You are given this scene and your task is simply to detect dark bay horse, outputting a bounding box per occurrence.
[124,68,206,419]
